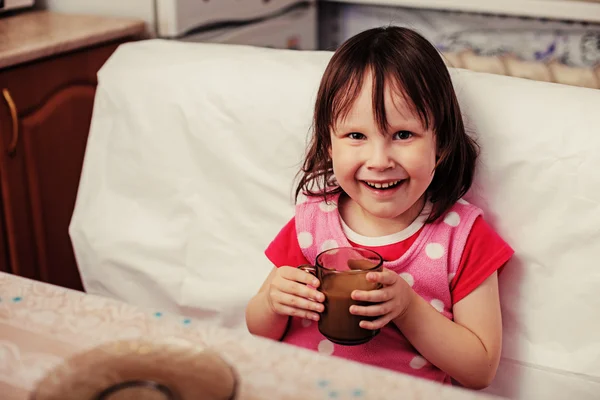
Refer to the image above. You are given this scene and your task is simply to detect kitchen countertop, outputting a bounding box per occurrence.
[0,10,146,69]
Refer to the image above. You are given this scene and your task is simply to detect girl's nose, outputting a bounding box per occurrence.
[365,144,394,171]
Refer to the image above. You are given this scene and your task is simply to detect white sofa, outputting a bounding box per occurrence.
[69,39,600,399]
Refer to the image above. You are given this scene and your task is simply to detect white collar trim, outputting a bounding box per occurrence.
[340,203,431,247]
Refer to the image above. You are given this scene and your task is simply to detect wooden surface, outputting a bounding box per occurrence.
[0,10,146,69]
[0,11,144,291]
[0,41,125,291]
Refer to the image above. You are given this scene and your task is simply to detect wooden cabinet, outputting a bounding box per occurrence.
[0,12,145,291]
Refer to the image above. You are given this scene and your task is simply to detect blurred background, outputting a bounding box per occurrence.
[1,0,599,87]
[0,0,599,296]
[18,0,600,88]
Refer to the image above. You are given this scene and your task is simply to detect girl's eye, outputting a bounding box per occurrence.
[394,131,413,140]
[348,132,366,140]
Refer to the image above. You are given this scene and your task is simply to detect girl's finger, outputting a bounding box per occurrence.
[351,288,391,302]
[275,304,320,321]
[279,280,324,302]
[274,291,324,313]
[280,267,321,288]
[366,270,397,285]
[359,316,391,330]
[349,303,390,317]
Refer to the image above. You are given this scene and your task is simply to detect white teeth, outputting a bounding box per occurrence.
[365,180,400,189]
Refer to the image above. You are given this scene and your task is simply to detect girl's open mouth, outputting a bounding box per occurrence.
[362,180,403,190]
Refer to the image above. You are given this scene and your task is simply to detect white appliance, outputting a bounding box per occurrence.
[41,0,317,50]
[0,0,34,13]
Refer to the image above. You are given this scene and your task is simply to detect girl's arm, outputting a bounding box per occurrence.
[393,272,502,389]
[245,267,290,340]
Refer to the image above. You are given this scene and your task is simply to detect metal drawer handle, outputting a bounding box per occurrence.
[2,88,19,157]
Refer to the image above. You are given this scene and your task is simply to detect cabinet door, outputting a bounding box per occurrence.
[18,82,97,291]
[0,193,9,274]
[0,76,38,280]
[0,41,124,290]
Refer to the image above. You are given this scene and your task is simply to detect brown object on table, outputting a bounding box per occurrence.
[30,340,238,400]
[0,11,146,291]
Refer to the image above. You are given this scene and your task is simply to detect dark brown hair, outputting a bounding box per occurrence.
[295,26,478,223]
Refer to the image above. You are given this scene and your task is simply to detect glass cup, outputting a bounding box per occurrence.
[299,247,383,346]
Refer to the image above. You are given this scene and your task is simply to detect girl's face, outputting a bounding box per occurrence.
[330,74,437,233]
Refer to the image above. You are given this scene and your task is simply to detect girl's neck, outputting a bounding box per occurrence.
[338,193,427,238]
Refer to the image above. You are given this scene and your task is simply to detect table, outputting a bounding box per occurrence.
[0,272,500,399]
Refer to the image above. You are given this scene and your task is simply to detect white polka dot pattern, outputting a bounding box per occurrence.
[297,193,309,204]
[399,272,415,287]
[320,240,339,252]
[298,232,313,249]
[409,356,428,369]
[425,243,445,259]
[430,299,444,312]
[319,201,337,212]
[448,272,456,284]
[318,340,335,355]
[444,211,461,227]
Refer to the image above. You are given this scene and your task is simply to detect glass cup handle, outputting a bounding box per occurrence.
[297,265,320,293]
[297,264,317,277]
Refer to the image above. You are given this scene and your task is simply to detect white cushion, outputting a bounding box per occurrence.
[71,40,328,328]
[69,39,600,398]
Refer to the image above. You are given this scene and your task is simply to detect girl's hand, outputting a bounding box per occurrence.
[267,266,325,321]
[350,268,415,330]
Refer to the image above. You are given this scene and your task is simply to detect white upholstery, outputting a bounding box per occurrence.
[69,39,600,398]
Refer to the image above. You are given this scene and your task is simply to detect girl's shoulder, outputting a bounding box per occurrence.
[447,198,483,217]
[427,198,483,233]
[296,191,341,207]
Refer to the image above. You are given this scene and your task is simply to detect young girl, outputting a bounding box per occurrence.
[245,26,513,389]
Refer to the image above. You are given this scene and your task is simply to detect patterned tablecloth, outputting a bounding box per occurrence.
[0,272,500,400]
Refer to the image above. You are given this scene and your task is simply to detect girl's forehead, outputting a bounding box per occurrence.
[335,79,422,127]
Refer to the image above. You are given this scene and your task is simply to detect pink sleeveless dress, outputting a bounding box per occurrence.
[283,193,482,382]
